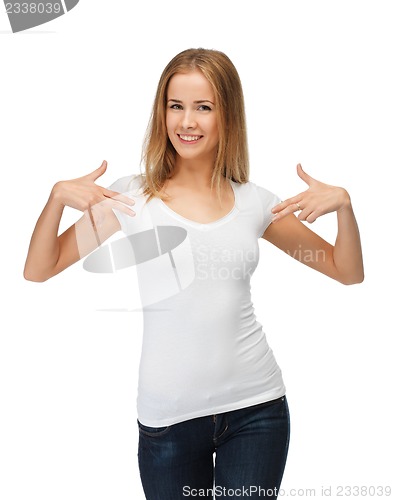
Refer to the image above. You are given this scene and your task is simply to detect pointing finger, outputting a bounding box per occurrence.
[103,190,136,205]
[271,195,303,214]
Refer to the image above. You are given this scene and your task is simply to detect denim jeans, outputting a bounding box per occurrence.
[137,395,290,499]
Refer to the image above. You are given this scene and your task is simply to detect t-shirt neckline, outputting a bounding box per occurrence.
[156,179,239,230]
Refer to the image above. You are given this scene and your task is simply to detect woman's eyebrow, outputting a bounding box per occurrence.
[167,99,215,104]
[195,100,215,104]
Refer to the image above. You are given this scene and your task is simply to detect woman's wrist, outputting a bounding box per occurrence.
[336,188,352,213]
[50,181,67,210]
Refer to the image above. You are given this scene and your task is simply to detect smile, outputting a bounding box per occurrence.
[178,134,203,143]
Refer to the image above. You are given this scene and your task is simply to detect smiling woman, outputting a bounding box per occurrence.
[24,47,363,500]
[141,48,250,209]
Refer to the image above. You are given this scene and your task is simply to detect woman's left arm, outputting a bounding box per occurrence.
[262,164,364,285]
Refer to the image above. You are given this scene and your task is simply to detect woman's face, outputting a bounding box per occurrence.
[166,70,219,165]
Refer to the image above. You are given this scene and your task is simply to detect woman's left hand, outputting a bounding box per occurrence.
[271,164,351,224]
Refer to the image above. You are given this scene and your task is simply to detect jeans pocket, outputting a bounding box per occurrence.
[137,419,172,437]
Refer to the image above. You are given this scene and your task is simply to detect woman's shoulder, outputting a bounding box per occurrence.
[234,178,279,197]
[234,179,281,209]
[108,173,146,195]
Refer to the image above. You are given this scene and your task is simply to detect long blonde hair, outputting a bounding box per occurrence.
[140,48,249,204]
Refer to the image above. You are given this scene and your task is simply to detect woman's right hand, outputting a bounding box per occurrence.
[24,160,136,282]
[52,160,136,219]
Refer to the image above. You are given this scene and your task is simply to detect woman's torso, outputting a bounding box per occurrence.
[107,174,286,427]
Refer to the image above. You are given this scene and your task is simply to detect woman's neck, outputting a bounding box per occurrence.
[169,158,216,189]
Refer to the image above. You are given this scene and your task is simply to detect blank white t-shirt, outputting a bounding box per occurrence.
[107,174,286,427]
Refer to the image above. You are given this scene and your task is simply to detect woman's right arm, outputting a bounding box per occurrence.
[23,161,135,282]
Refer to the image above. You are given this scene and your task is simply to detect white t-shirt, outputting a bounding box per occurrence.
[106,174,286,427]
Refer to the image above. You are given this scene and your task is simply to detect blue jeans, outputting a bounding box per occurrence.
[137,395,290,499]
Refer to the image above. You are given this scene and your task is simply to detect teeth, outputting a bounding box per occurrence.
[179,135,201,142]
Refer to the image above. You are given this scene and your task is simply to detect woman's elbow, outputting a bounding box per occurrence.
[23,266,50,283]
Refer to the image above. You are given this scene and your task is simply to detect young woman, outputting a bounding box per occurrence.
[24,48,364,499]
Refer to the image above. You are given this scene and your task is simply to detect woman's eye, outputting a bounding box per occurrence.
[168,103,211,111]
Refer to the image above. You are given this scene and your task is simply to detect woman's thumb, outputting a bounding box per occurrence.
[87,160,107,181]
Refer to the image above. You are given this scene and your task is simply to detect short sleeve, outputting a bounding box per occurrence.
[107,175,138,194]
[253,183,282,237]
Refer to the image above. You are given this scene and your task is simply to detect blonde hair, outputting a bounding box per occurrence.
[140,48,249,204]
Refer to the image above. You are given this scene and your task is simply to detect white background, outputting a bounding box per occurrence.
[1,1,392,499]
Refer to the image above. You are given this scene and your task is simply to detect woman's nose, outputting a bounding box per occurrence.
[180,110,197,129]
